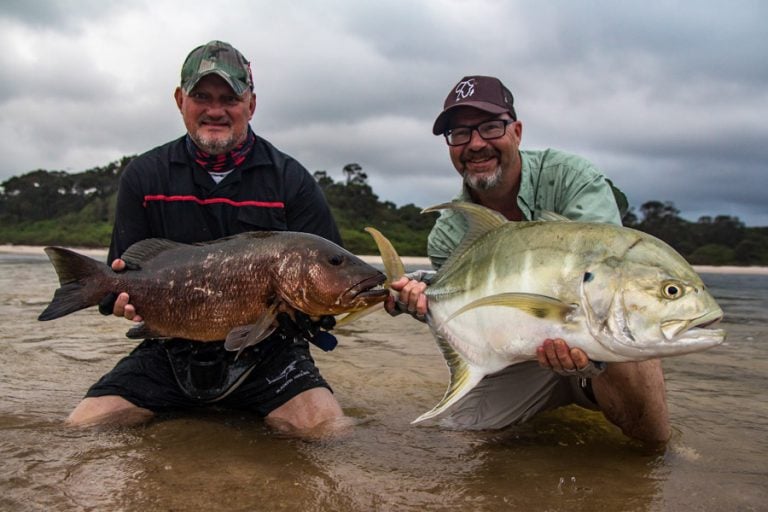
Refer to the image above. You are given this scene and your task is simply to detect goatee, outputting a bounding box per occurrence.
[463,165,503,191]
[191,134,239,155]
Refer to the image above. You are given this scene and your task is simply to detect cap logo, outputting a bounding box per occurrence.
[199,60,216,73]
[454,79,476,101]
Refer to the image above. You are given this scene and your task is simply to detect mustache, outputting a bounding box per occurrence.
[460,150,499,173]
[199,115,232,125]
[461,148,498,163]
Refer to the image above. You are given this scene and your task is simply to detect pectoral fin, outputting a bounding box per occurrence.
[440,292,575,327]
[224,303,279,356]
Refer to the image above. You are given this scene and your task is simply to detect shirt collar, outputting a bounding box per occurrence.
[170,128,274,169]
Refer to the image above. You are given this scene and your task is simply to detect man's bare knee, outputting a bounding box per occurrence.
[265,387,347,437]
[67,396,154,427]
[592,360,671,443]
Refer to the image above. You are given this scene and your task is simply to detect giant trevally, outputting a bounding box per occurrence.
[39,232,388,352]
[367,202,725,424]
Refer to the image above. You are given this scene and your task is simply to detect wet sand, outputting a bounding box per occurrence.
[0,251,766,510]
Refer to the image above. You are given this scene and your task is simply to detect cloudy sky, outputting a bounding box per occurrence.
[1,0,766,225]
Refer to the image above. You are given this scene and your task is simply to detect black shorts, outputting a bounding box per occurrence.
[85,335,331,417]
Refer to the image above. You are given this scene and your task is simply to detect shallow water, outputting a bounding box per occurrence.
[1,251,766,511]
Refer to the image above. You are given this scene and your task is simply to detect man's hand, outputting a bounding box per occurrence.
[384,276,429,320]
[536,338,605,378]
[98,259,142,323]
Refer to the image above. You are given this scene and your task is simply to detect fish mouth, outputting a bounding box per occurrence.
[661,309,726,343]
[347,273,388,302]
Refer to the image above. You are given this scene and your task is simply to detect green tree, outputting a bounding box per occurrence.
[687,244,735,265]
[2,159,767,263]
[638,200,695,254]
[734,231,768,265]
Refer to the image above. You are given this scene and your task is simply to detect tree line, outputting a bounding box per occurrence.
[0,158,766,265]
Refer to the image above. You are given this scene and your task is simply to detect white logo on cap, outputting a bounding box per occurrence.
[454,79,476,101]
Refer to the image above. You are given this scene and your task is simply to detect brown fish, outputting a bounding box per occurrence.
[38,232,388,351]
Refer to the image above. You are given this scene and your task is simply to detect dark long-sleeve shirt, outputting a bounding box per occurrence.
[108,133,341,262]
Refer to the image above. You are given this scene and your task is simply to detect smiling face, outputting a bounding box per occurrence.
[174,74,256,154]
[446,107,523,192]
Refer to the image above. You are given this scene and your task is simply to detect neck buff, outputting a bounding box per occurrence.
[186,128,256,173]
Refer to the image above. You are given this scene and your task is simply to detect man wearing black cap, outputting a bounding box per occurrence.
[387,75,670,443]
[66,41,346,437]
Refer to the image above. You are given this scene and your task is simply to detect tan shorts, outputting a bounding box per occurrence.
[439,361,599,430]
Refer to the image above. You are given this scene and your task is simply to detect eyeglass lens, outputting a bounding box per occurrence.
[446,120,508,146]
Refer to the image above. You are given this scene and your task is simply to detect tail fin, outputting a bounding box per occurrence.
[38,247,112,321]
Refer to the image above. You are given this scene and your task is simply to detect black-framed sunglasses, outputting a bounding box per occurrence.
[444,119,513,146]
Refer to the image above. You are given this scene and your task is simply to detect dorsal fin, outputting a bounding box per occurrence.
[538,210,571,222]
[121,238,188,267]
[422,202,507,280]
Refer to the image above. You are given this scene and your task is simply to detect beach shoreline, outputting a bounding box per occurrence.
[2,243,766,275]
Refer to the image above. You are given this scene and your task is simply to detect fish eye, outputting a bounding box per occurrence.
[661,281,684,299]
[328,254,345,266]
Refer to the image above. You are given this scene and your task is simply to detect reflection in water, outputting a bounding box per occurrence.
[1,252,766,511]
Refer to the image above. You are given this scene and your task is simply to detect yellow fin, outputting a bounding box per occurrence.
[421,202,507,282]
[412,330,486,424]
[440,292,574,327]
[422,201,507,233]
[364,227,405,286]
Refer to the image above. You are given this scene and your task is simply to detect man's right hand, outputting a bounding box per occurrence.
[384,276,429,320]
[99,259,142,322]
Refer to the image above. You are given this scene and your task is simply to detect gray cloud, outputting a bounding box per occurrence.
[1,0,766,226]
[0,0,124,28]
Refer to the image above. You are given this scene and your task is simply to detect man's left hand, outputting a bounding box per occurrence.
[536,338,605,378]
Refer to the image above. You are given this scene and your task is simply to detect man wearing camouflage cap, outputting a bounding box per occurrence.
[67,41,346,437]
[387,75,671,444]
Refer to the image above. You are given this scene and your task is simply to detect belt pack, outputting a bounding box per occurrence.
[164,340,263,403]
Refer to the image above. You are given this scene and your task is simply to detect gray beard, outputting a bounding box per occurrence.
[463,165,503,191]
[191,130,244,155]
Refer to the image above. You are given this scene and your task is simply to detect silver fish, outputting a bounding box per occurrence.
[368,202,725,423]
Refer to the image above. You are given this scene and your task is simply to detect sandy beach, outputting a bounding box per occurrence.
[2,243,766,275]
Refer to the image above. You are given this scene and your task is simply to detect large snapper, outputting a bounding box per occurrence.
[368,202,725,424]
[39,231,387,352]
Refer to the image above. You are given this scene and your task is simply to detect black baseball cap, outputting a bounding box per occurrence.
[432,75,516,135]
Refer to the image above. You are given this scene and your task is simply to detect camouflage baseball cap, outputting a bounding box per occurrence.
[432,75,516,135]
[180,40,253,96]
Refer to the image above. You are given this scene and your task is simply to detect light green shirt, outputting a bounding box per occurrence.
[427,148,622,269]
